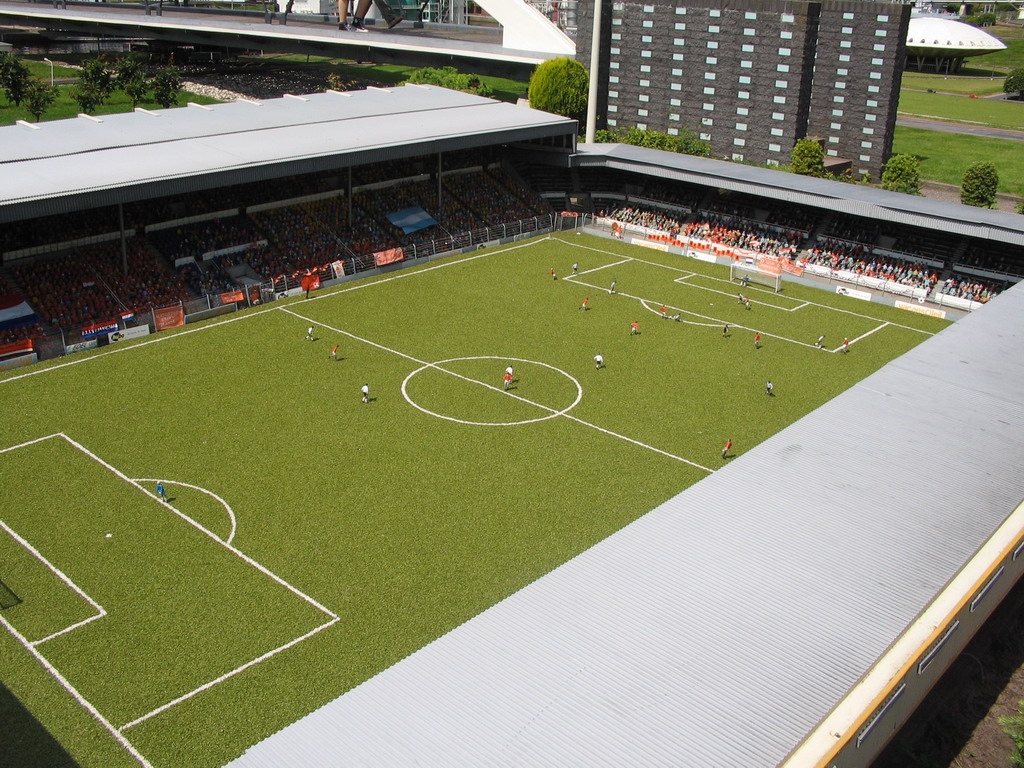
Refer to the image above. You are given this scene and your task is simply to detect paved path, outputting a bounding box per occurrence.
[897,115,1024,142]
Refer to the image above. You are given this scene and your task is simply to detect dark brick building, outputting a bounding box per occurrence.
[577,0,911,179]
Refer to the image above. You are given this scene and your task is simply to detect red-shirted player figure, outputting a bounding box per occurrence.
[579,297,589,311]
[722,438,733,459]
[630,321,640,335]
[329,345,339,360]
[842,337,850,353]
[503,372,513,390]
[754,332,762,349]
[550,268,557,280]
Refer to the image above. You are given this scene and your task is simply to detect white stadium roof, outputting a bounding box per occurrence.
[906,16,1007,56]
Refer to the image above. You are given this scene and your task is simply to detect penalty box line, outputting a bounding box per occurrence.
[0,432,339,738]
[280,308,714,474]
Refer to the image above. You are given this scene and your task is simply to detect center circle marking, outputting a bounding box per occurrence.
[401,356,583,426]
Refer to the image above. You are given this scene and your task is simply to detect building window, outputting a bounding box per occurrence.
[867,85,880,93]
[673,53,685,61]
[734,138,745,146]
[840,40,852,48]
[707,41,719,49]
[767,159,780,167]
[841,26,853,34]
[640,65,651,72]
[675,6,686,14]
[837,68,848,76]
[838,54,850,62]
[608,105,618,113]
[610,47,620,55]
[775,80,788,88]
[700,132,712,140]
[739,75,751,84]
[772,112,784,120]
[704,72,716,80]
[706,56,718,64]
[859,154,871,162]
[778,47,791,56]
[641,50,652,57]
[736,106,748,115]
[875,29,887,37]
[863,127,875,134]
[709,24,720,32]
[607,119,617,126]
[773,95,786,104]
[861,141,873,148]
[735,122,748,131]
[611,17,622,25]
[640,79,650,86]
[741,61,753,69]
[832,109,843,116]
[671,83,682,90]
[642,23,653,30]
[874,44,886,51]
[703,86,715,94]
[638,108,648,116]
[668,127,679,135]
[674,38,686,46]
[703,103,714,110]
[701,117,713,125]
[709,9,721,17]
[781,12,795,22]
[829,122,841,130]
[610,62,620,69]
[675,22,686,30]
[843,11,854,19]
[871,57,884,66]
[609,76,619,83]
[777,64,790,72]
[835,81,846,89]
[771,127,784,136]
[877,14,889,21]
[732,153,744,161]
[833,95,844,103]
[671,69,682,77]
[866,100,878,107]
[769,143,781,152]
[643,4,654,11]
[669,113,680,121]
[745,11,757,19]
[638,94,650,102]
[780,30,793,39]
[637,123,647,130]
[611,33,622,41]
[670,98,681,105]
[869,72,882,79]
[742,44,754,52]
[828,136,839,143]
[744,28,756,35]
[738,90,750,99]
[608,90,619,98]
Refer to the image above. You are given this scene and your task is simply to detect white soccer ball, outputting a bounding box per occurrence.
[105,533,112,538]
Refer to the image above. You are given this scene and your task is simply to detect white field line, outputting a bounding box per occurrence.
[0,432,63,454]
[833,321,891,352]
[280,308,713,473]
[0,519,108,647]
[554,237,935,333]
[119,616,340,732]
[133,478,237,545]
[12,433,340,729]
[564,258,632,279]
[0,613,154,768]
[0,238,547,387]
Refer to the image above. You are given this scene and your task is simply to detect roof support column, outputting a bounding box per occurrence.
[346,166,352,228]
[118,202,128,277]
[436,152,442,213]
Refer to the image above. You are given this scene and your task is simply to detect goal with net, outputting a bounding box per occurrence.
[730,260,782,292]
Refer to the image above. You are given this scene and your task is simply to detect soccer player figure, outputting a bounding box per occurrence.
[550,268,557,280]
[741,274,750,288]
[842,337,850,353]
[630,321,640,335]
[594,354,604,369]
[330,345,339,361]
[156,481,167,501]
[579,297,589,311]
[723,323,729,337]
[503,371,513,390]
[766,380,774,396]
[754,332,762,349]
[660,305,668,318]
[745,298,752,311]
[361,384,369,403]
[722,438,733,459]
[306,326,314,341]
[815,334,825,349]
[737,292,745,305]
[609,280,617,294]
[572,262,579,275]
[671,313,681,322]
[505,364,514,382]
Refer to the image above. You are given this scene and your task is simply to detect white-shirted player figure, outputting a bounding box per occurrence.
[609,280,617,294]
[594,354,604,369]
[815,334,825,349]
[306,326,314,341]
[361,384,369,403]
[766,380,774,396]
[572,262,579,275]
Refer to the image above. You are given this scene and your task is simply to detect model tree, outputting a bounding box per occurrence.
[0,52,31,107]
[790,138,825,177]
[881,154,922,195]
[960,161,999,208]
[528,58,588,121]
[1005,68,1024,101]
[24,80,56,121]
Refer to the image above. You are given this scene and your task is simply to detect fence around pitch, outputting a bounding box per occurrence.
[12,214,568,368]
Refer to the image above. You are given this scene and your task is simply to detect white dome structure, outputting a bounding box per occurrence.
[906,16,1007,72]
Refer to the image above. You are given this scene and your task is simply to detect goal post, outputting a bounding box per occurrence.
[730,261,782,292]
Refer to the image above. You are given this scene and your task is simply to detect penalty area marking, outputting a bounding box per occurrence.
[401,356,583,426]
[133,478,237,545]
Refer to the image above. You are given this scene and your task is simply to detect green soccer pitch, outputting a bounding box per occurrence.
[0,232,949,768]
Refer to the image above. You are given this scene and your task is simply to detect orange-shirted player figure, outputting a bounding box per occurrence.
[503,372,513,390]
[842,337,850,353]
[579,297,589,311]
[754,332,762,349]
[660,304,668,318]
[329,345,339,360]
[550,268,557,280]
[722,438,733,459]
[630,321,640,335]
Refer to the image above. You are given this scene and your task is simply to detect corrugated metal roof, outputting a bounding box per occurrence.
[0,87,575,222]
[574,143,1024,247]
[226,284,1024,767]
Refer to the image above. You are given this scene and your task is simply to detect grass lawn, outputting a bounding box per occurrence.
[0,88,220,126]
[0,232,948,768]
[892,125,1024,196]
[898,88,1024,130]
[901,71,1008,96]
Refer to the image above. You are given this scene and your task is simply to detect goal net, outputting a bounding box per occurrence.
[730,261,782,292]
